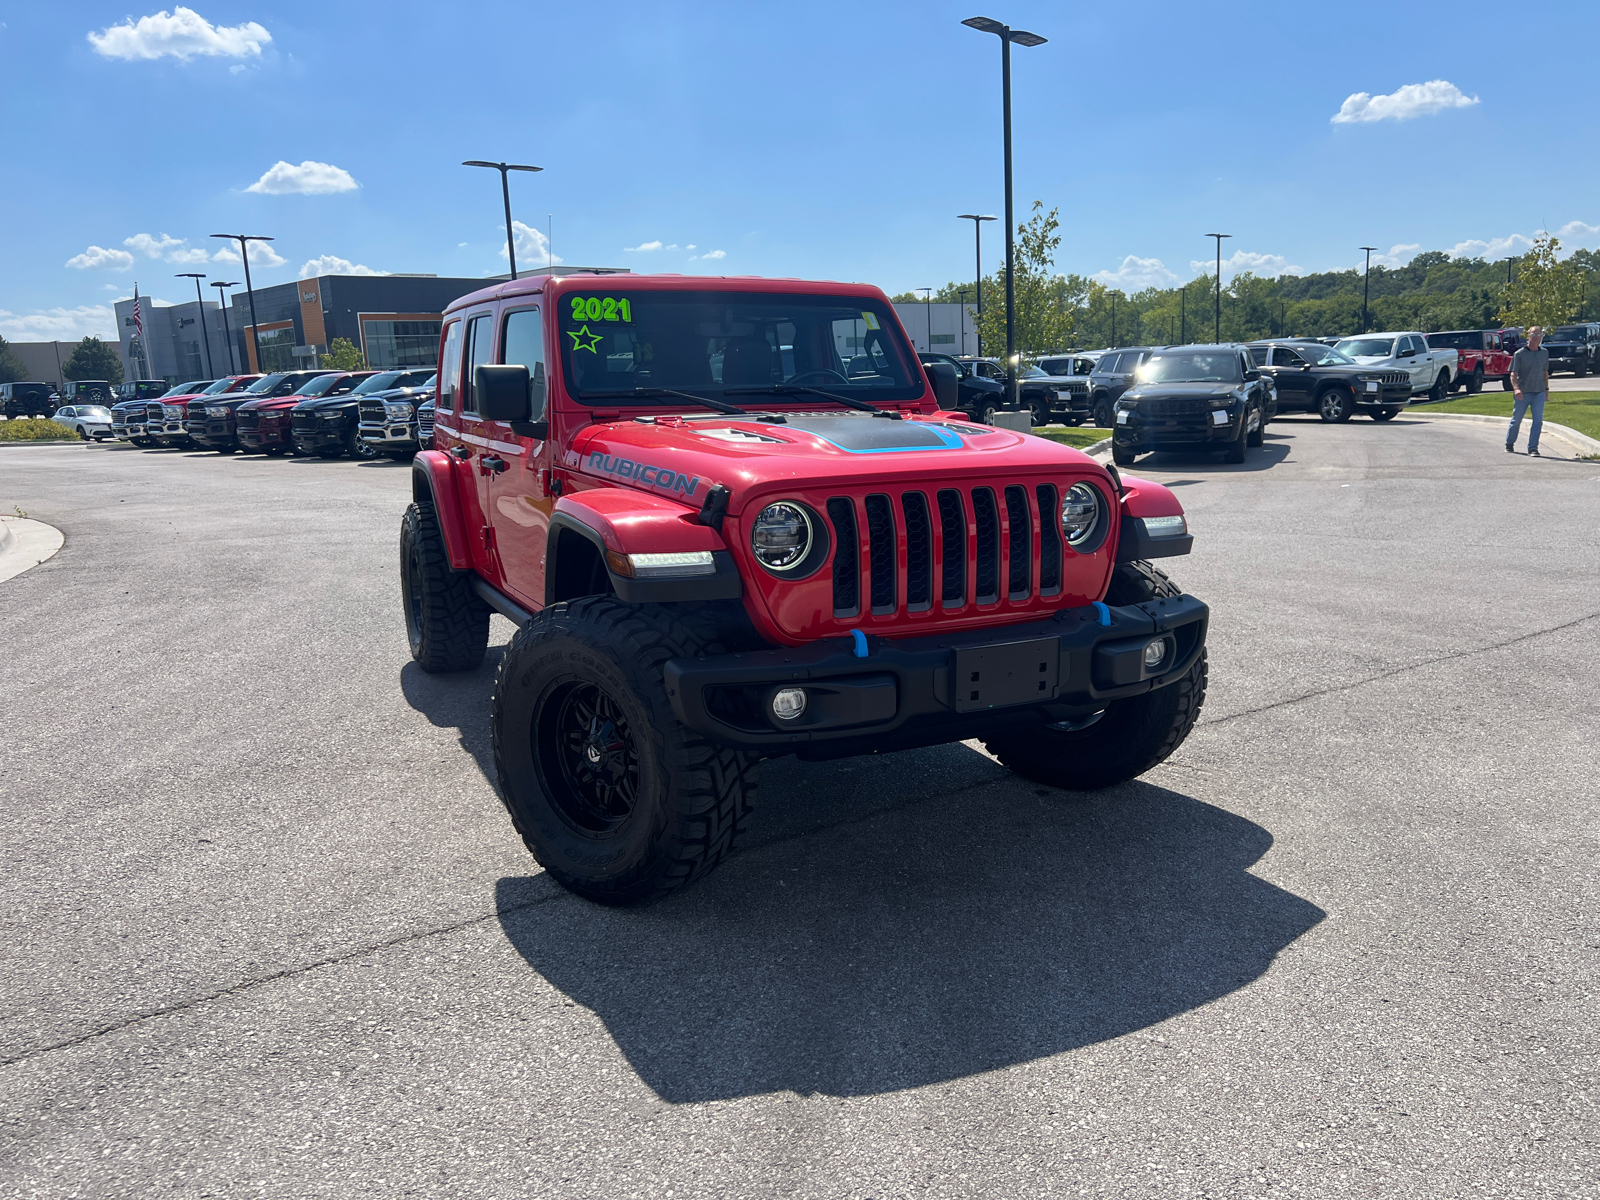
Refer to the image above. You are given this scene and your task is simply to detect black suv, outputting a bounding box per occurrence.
[1111,344,1275,465]
[1088,347,1156,426]
[953,356,1084,426]
[58,381,115,408]
[1541,324,1600,376]
[1246,340,1411,421]
[1,382,56,419]
[288,371,382,458]
[917,352,1004,421]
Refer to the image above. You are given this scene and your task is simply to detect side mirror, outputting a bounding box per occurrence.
[924,361,960,409]
[476,363,548,438]
[1244,369,1261,380]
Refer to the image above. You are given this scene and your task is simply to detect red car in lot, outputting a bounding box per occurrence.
[1426,329,1514,393]
[236,371,371,454]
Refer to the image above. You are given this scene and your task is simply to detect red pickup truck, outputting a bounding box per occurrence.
[1426,329,1514,393]
[400,272,1210,904]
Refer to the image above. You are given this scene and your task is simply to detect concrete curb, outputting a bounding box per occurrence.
[1409,410,1600,457]
[0,516,65,584]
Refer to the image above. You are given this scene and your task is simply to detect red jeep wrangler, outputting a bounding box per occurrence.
[402,275,1209,904]
[1427,329,1515,393]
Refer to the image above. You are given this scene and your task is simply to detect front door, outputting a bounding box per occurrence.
[1269,344,1313,408]
[433,311,500,577]
[484,305,553,612]
[1400,336,1426,389]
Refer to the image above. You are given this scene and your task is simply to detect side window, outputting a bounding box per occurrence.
[460,314,494,414]
[500,308,547,420]
[438,321,463,411]
[1271,346,1301,366]
[1399,336,1417,355]
[1097,354,1120,374]
[1248,347,1269,366]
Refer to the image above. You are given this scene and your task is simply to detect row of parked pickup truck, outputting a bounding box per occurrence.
[94,369,439,458]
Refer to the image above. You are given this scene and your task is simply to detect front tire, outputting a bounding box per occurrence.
[1318,386,1352,423]
[1111,443,1136,466]
[1092,395,1113,427]
[1224,409,1249,463]
[982,561,1207,790]
[980,403,1000,425]
[1029,398,1051,427]
[401,501,490,673]
[492,598,758,905]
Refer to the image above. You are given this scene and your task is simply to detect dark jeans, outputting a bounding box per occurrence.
[1507,391,1545,451]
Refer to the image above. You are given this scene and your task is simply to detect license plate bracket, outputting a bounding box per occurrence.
[952,636,1061,713]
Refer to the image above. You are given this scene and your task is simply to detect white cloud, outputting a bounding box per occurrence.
[689,249,726,262]
[210,242,287,268]
[88,7,271,62]
[625,240,664,252]
[1188,250,1303,280]
[1557,220,1600,240]
[298,255,388,277]
[1446,232,1534,261]
[499,221,561,266]
[66,245,135,270]
[1092,255,1181,291]
[0,305,119,342]
[1332,80,1479,124]
[244,160,358,195]
[167,246,210,264]
[123,232,184,258]
[1368,243,1422,268]
[229,63,246,75]
[686,244,697,251]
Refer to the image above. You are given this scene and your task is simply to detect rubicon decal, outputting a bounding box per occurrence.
[588,451,702,497]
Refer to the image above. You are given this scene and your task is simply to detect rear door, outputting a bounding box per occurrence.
[485,305,552,610]
[1268,345,1311,408]
[431,315,495,575]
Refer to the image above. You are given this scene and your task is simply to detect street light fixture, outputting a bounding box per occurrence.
[1359,246,1378,334]
[211,281,240,374]
[209,235,273,373]
[174,272,214,378]
[1205,233,1231,342]
[956,214,996,355]
[916,287,933,352]
[962,16,1047,405]
[463,160,543,280]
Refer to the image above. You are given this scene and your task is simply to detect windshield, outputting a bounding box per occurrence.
[1293,344,1356,366]
[201,378,238,395]
[1139,351,1242,383]
[353,372,405,394]
[244,374,287,393]
[296,374,344,397]
[1551,327,1587,341]
[162,381,208,396]
[1019,365,1050,379]
[80,406,112,417]
[557,290,923,404]
[1337,338,1396,357]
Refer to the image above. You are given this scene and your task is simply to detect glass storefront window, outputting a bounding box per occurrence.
[255,327,297,372]
[362,320,442,368]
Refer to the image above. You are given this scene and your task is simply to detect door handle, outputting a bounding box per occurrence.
[479,455,508,476]
[449,445,472,460]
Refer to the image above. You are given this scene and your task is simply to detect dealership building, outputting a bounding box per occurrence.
[891,301,982,357]
[112,267,627,383]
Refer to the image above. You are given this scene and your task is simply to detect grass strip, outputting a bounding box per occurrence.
[1032,427,1109,449]
[1423,391,1600,441]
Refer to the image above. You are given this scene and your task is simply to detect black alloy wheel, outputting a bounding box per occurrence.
[540,681,640,835]
[1092,395,1114,427]
[1469,367,1484,394]
[1429,372,1450,403]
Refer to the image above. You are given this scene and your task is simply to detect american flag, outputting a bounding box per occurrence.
[132,286,144,340]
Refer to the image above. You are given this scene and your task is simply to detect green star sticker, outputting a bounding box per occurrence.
[568,324,604,354]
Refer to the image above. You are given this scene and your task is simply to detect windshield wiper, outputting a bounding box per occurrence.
[579,386,749,416]
[723,383,901,419]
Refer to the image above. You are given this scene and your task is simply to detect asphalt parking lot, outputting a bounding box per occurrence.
[2,417,1596,1199]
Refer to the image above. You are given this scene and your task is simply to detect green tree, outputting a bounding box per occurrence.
[319,337,367,370]
[972,201,1082,359]
[0,335,28,385]
[1498,235,1582,331]
[61,336,124,384]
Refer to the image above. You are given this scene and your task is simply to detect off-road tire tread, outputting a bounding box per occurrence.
[491,597,758,905]
[982,560,1207,790]
[402,500,489,673]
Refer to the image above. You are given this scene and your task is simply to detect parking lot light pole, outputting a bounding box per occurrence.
[1205,233,1231,342]
[917,288,933,352]
[210,235,273,372]
[963,17,1046,406]
[175,272,214,378]
[463,161,543,281]
[1180,285,1186,344]
[1359,246,1378,334]
[211,281,240,374]
[956,214,996,354]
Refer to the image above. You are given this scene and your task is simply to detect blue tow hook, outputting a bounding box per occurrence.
[1091,601,1111,627]
[851,629,869,658]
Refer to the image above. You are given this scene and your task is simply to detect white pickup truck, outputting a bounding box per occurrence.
[1334,332,1458,402]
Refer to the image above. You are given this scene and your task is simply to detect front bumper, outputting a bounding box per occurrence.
[664,596,1208,755]
[112,422,146,440]
[238,421,290,449]
[190,419,238,449]
[1547,354,1585,372]
[1113,408,1243,448]
[1354,383,1412,408]
[359,419,420,450]
[292,424,347,453]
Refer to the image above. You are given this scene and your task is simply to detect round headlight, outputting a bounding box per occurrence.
[751,502,812,572]
[1060,482,1102,548]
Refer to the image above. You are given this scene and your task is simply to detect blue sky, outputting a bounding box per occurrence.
[3,0,1596,343]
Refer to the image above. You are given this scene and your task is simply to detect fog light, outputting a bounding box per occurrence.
[1143,640,1167,668]
[772,687,807,721]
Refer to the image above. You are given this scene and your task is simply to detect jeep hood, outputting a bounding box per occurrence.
[569,412,1099,510]
[1124,382,1241,400]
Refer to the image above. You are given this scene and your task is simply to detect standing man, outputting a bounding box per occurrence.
[1507,325,1549,456]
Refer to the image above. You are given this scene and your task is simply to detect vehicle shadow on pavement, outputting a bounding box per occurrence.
[1130,439,1290,473]
[400,652,506,782]
[493,768,1325,1103]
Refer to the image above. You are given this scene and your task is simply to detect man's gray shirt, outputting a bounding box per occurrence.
[1512,346,1549,391]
